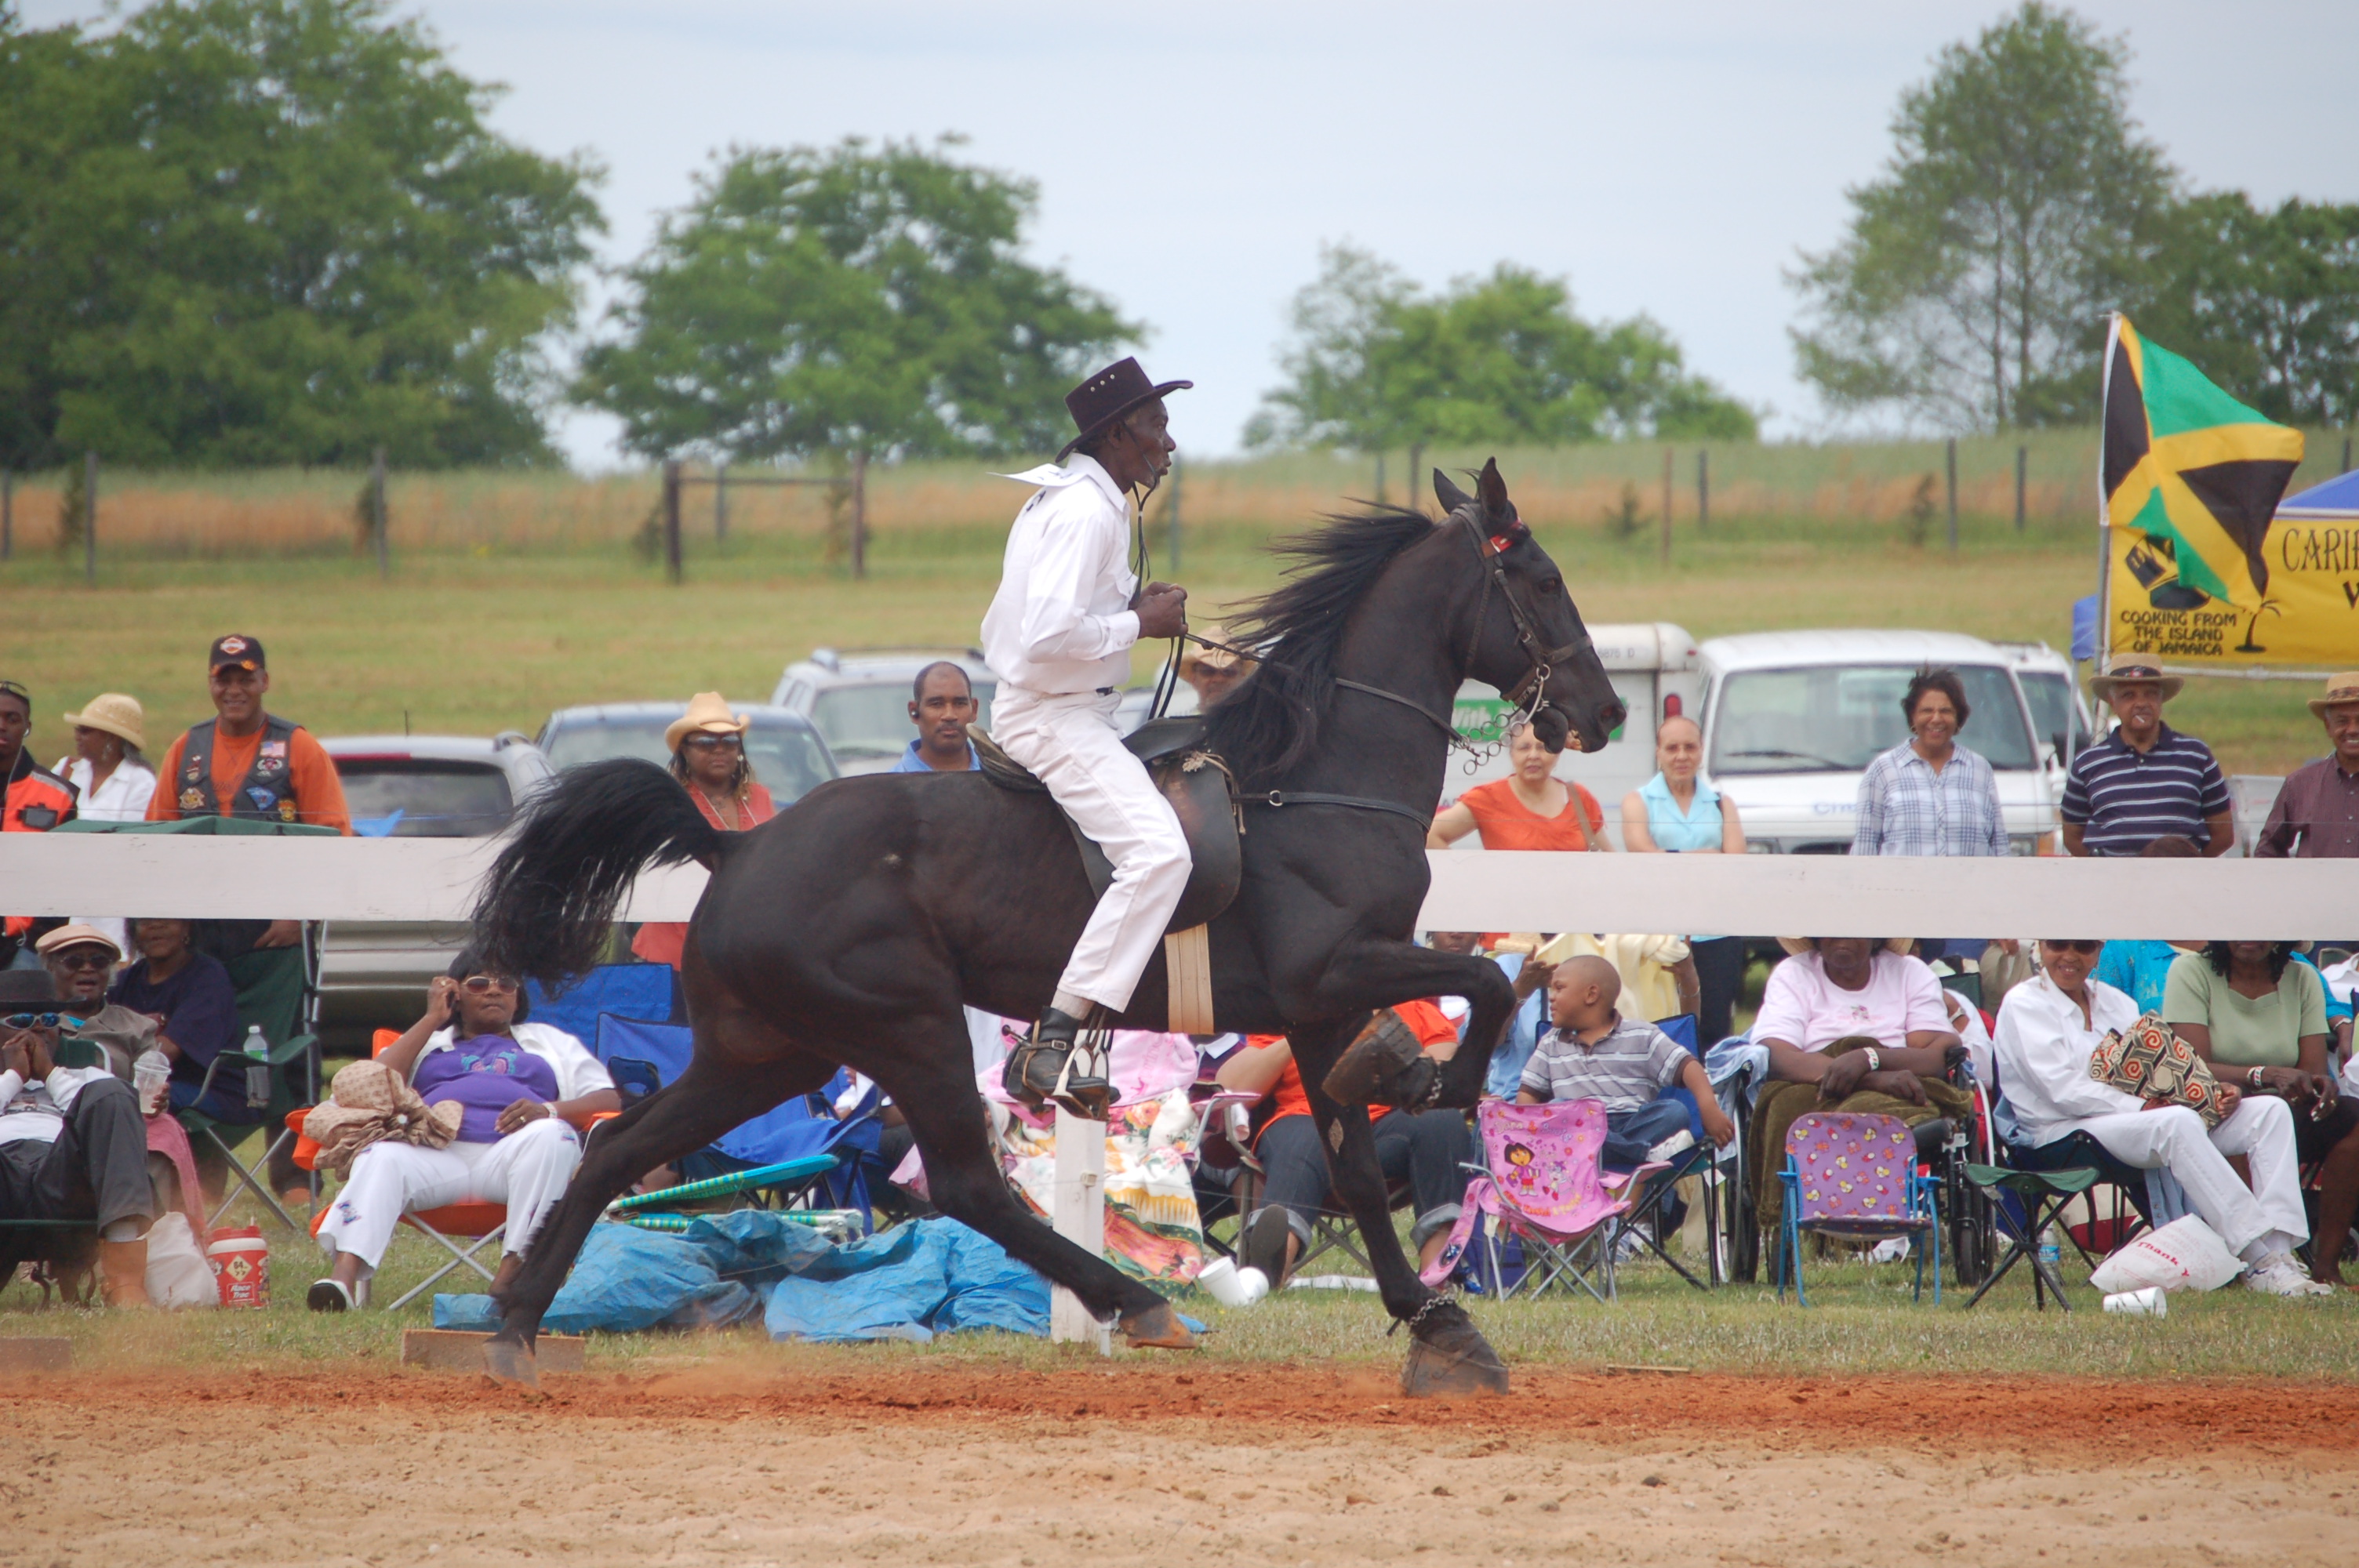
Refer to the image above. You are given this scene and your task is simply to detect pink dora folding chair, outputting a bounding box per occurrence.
[1776,1110,1942,1306]
[1422,1099,1666,1304]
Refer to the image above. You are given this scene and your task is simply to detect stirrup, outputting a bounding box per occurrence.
[1002,1007,1110,1119]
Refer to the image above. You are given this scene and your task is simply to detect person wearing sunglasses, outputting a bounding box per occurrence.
[1991,938,2328,1298]
[309,946,619,1311]
[630,693,777,968]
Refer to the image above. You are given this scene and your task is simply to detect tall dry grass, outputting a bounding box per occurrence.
[2,427,2350,560]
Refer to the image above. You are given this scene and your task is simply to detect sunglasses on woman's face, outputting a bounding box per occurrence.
[683,734,741,751]
[460,975,518,994]
[49,948,115,971]
[2041,940,2101,955]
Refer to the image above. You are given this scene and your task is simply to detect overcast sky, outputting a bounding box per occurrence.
[24,0,2359,467]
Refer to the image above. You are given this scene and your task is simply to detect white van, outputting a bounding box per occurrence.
[1443,622,1703,848]
[1696,630,2058,855]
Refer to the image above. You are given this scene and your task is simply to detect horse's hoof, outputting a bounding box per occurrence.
[482,1337,543,1395]
[1322,1011,1436,1109]
[1400,1303,1509,1399]
[1119,1301,1201,1351]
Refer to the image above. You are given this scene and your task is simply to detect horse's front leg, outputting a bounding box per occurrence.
[1283,938,1517,1112]
[1292,1018,1510,1399]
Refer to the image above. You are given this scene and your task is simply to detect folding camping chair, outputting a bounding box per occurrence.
[1612,1014,1730,1291]
[1776,1111,1942,1306]
[1430,1099,1666,1304]
[179,930,324,1231]
[525,963,678,1043]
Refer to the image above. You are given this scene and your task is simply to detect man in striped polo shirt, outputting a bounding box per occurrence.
[2063,665,2234,858]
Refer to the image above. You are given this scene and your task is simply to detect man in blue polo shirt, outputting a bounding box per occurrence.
[890,661,981,774]
[2063,664,2234,857]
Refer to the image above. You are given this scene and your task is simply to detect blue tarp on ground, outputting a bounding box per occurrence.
[432,1214,1048,1341]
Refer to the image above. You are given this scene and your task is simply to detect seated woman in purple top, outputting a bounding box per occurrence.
[308,947,619,1312]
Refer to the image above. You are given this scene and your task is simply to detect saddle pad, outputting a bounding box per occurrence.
[2088,1011,2225,1128]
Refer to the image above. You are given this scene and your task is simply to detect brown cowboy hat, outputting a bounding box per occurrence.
[2089,663,2183,704]
[2306,670,2359,718]
[1057,357,1192,463]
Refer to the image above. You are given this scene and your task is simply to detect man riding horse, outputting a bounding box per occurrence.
[984,357,1195,1118]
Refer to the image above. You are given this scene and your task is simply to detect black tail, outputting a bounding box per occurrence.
[471,758,722,985]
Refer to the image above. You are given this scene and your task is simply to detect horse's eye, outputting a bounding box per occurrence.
[1539,577,1562,595]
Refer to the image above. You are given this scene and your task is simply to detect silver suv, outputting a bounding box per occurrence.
[771,647,998,775]
[316,732,557,1047]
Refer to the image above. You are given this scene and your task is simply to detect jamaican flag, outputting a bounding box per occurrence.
[2101,314,2311,666]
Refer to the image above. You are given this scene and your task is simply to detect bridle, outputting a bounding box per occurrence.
[1332,505,1591,760]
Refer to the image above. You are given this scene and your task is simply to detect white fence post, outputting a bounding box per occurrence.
[1049,1107,1110,1354]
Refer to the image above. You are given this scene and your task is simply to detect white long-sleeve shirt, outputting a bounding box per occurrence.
[0,1064,118,1148]
[980,455,1141,695]
[1990,972,2146,1145]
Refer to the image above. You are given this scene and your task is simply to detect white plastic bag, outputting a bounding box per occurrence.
[143,1213,218,1309]
[2088,1214,2242,1294]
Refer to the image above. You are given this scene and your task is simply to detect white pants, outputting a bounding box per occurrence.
[990,686,1192,1014]
[315,1117,582,1272]
[2075,1097,2308,1260]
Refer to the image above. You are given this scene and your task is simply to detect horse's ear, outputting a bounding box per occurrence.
[1477,457,1509,517]
[1433,470,1474,516]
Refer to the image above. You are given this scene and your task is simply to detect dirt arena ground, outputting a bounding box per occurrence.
[9,1361,2354,1567]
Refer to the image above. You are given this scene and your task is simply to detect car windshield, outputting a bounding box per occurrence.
[541,714,836,804]
[335,760,513,837]
[812,679,994,765]
[2016,670,2090,761]
[1709,663,2035,775]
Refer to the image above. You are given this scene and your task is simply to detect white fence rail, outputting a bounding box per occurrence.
[2,837,2347,939]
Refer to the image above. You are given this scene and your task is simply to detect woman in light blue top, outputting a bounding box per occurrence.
[1621,716,1747,1041]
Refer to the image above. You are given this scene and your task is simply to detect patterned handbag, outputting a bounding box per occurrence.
[2088,1011,2226,1128]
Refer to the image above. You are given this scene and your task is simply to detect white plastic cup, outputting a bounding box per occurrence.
[2101,1286,2168,1317]
[1198,1257,1251,1307]
[1235,1265,1270,1305]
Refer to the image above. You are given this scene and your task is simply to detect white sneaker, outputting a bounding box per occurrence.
[1615,1222,1655,1262]
[2244,1254,2335,1298]
[1645,1131,1696,1163]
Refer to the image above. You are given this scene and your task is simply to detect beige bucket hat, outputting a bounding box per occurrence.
[61,692,145,753]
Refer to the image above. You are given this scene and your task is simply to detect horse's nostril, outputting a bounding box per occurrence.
[1600,702,1628,733]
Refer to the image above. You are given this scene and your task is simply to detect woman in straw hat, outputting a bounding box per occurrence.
[630,694,777,968]
[53,694,154,953]
[1177,626,1252,711]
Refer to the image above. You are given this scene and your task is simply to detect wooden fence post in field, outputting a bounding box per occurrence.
[849,450,869,579]
[83,450,96,583]
[2343,432,2352,474]
[1696,449,1708,532]
[662,459,683,584]
[2015,445,2027,533]
[1373,450,1387,508]
[1659,448,1673,568]
[371,446,388,577]
[1945,437,1958,552]
[2,470,11,561]
[715,462,729,543]
[1166,457,1183,572]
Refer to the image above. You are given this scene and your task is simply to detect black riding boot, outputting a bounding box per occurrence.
[1002,1006,1112,1119]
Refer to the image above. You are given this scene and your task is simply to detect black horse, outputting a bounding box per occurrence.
[470,460,1624,1391]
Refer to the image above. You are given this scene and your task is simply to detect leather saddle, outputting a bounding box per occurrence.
[970,716,1242,933]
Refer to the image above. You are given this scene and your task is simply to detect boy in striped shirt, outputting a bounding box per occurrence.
[1519,955,1732,1171]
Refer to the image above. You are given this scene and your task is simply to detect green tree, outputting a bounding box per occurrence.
[0,0,603,470]
[576,137,1138,465]
[2133,193,2359,426]
[1789,3,2175,430]
[1248,245,1754,451]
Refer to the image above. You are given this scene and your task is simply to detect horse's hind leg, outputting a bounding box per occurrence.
[485,1045,829,1389]
[1292,1018,1508,1398]
[881,1012,1180,1342]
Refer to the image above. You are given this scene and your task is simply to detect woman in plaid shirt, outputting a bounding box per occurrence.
[1851,667,2008,858]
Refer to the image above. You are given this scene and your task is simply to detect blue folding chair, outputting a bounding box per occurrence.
[525,964,678,1046]
[591,1015,874,1229]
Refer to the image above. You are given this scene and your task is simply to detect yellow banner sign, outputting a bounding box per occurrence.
[2106,511,2359,666]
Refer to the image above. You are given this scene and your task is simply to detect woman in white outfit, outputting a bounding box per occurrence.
[52,694,157,954]
[1990,938,2329,1297]
[309,949,619,1310]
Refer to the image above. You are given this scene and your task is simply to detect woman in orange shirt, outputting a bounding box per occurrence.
[1426,719,1610,853]
[630,694,777,968]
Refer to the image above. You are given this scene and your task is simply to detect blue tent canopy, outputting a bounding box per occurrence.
[2278,468,2359,516]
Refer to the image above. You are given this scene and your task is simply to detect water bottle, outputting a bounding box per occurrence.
[133,1049,171,1116]
[241,1025,272,1109]
[2036,1224,2062,1277]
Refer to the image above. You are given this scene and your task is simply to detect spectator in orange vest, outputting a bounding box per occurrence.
[2,678,80,969]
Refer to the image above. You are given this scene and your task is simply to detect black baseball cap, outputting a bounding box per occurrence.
[208,634,266,672]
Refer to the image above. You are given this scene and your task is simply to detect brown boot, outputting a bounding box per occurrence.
[98,1237,154,1308]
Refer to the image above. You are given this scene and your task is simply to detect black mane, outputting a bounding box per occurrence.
[1201,506,1441,787]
